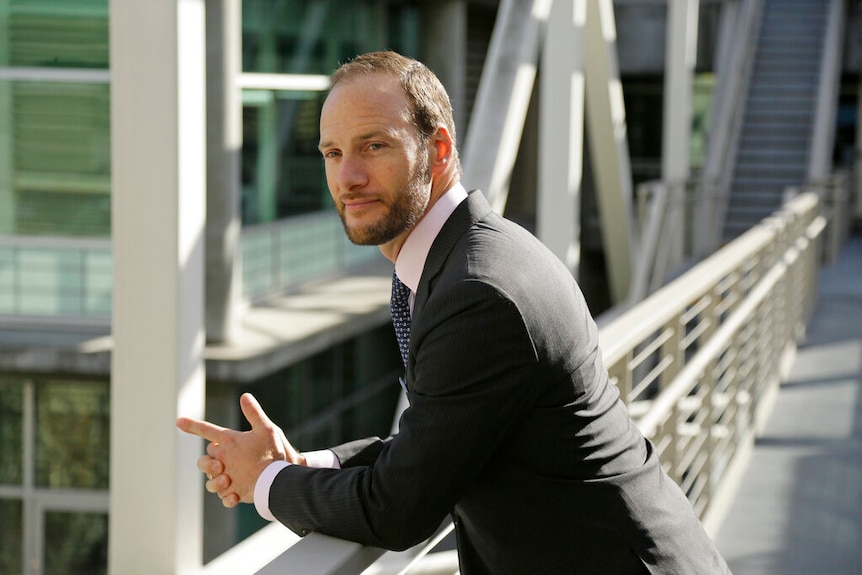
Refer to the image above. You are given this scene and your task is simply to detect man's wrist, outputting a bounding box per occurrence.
[254,461,290,521]
[252,450,340,521]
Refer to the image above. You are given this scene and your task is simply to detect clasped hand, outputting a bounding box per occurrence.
[176,393,305,507]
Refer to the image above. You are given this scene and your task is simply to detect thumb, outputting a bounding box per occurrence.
[240,393,272,430]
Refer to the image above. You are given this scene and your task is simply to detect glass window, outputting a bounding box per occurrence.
[1,1,111,237]
[0,499,23,574]
[35,380,110,489]
[0,80,111,237]
[44,511,108,575]
[241,0,383,75]
[0,378,24,485]
[241,90,329,224]
[0,0,109,69]
[240,0,386,225]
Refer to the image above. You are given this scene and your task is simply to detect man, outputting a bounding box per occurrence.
[178,51,731,574]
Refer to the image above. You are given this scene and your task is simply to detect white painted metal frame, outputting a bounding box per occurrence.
[237,73,331,92]
[0,67,111,83]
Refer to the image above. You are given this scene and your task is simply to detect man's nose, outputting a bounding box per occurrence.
[337,154,369,190]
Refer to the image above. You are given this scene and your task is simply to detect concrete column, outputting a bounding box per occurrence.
[538,0,586,276]
[584,0,634,303]
[205,0,241,343]
[109,1,206,573]
[421,1,468,140]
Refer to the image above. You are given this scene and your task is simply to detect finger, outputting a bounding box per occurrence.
[206,473,231,494]
[221,493,240,508]
[177,417,228,443]
[196,455,223,477]
[239,393,273,430]
[205,477,219,494]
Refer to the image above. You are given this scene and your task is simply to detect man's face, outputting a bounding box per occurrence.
[318,75,432,249]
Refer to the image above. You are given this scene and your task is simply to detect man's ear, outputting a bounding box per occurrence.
[429,126,454,175]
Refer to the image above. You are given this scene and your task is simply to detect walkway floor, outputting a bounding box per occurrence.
[715,234,862,574]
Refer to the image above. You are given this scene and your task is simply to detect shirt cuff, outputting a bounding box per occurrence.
[253,451,340,522]
[254,461,290,522]
[304,449,341,469]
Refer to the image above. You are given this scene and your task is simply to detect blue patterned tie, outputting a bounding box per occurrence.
[391,271,411,368]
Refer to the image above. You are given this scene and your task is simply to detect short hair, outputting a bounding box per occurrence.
[331,51,462,174]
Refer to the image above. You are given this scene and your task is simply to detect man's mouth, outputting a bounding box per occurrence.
[342,197,381,212]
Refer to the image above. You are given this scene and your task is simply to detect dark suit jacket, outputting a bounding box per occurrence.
[270,191,731,574]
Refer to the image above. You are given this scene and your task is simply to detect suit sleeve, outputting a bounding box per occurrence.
[268,279,541,550]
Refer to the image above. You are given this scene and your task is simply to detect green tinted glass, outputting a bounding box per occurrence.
[0,379,23,485]
[0,499,23,574]
[241,0,383,75]
[1,0,109,69]
[35,380,110,489]
[44,511,108,575]
[0,80,111,236]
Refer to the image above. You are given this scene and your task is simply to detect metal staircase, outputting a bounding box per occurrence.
[723,0,830,241]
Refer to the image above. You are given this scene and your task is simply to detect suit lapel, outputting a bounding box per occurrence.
[413,190,493,313]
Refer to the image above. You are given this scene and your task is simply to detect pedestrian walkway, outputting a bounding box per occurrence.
[715,234,862,574]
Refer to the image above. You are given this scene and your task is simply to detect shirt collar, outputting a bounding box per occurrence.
[394,182,468,293]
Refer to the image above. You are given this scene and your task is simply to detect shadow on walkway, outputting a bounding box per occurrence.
[716,235,862,574]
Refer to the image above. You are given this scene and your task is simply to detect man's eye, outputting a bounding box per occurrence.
[323,151,341,159]
[368,143,385,151]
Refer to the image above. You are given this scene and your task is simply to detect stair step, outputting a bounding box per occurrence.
[747,98,816,113]
[738,131,810,144]
[734,147,809,159]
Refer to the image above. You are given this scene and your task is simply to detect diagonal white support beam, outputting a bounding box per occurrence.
[538,0,586,275]
[584,0,635,303]
[109,0,206,573]
[461,0,552,214]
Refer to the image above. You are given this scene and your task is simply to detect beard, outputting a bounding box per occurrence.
[338,155,432,246]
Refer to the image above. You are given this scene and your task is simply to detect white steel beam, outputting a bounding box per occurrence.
[584,0,635,303]
[538,0,586,275]
[662,0,698,183]
[109,0,206,573]
[661,0,699,277]
[461,0,552,213]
